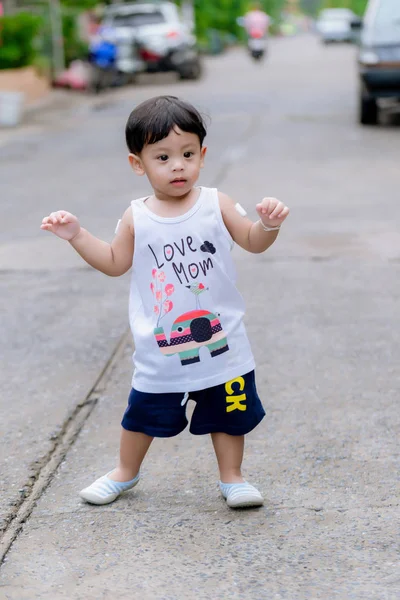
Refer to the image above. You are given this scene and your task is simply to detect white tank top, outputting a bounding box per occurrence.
[129,186,255,393]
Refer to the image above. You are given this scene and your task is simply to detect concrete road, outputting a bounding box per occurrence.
[0,35,399,599]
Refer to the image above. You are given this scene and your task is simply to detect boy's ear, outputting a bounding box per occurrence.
[200,146,207,168]
[128,153,145,176]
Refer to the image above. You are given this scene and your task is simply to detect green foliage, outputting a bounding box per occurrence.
[61,0,99,7]
[192,0,284,49]
[0,13,43,70]
[194,0,247,41]
[62,14,89,66]
[320,0,368,15]
[300,0,323,16]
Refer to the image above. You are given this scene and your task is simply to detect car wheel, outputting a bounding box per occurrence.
[178,59,202,81]
[359,92,378,125]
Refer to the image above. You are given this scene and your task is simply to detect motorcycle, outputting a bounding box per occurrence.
[247,28,267,61]
[88,26,119,93]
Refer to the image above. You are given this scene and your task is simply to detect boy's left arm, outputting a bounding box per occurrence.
[219,192,289,254]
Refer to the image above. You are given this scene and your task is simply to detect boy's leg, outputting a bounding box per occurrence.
[211,432,263,508]
[79,429,153,505]
[211,432,245,483]
[80,383,189,505]
[109,428,153,482]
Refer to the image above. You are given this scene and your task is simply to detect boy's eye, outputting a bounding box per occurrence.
[157,155,168,162]
[184,152,194,159]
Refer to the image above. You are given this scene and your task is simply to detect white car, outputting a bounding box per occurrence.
[316,8,357,44]
[103,1,202,80]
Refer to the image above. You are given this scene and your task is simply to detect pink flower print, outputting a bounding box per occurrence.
[150,282,155,294]
[152,268,157,279]
[163,300,173,313]
[157,271,166,282]
[153,305,160,314]
[156,290,162,302]
[165,284,174,296]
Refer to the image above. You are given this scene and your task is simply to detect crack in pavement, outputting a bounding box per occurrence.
[0,328,131,567]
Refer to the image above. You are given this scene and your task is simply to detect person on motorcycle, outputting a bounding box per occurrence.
[242,2,270,60]
[243,2,270,40]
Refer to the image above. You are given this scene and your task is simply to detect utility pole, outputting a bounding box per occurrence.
[181,0,195,32]
[49,0,65,76]
[3,0,16,15]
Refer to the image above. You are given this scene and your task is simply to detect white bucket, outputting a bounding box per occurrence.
[0,92,24,127]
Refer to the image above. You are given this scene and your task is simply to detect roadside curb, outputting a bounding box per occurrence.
[0,88,101,147]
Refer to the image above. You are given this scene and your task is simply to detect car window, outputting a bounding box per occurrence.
[364,0,400,44]
[113,11,166,27]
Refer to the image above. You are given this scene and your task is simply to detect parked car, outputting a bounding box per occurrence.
[316,8,357,44]
[352,0,400,125]
[102,1,202,81]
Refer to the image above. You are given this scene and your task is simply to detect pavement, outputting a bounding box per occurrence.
[0,36,399,599]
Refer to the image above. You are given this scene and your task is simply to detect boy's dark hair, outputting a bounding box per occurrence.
[125,95,207,155]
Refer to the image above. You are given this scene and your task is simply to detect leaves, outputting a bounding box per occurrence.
[0,14,43,70]
[319,0,368,15]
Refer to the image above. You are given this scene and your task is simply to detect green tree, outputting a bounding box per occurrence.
[192,0,284,43]
[300,0,323,16]
[193,0,249,40]
[0,13,42,69]
[320,0,368,15]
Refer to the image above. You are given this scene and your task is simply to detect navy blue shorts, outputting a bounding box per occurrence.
[121,370,265,437]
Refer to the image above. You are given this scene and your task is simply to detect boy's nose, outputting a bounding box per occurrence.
[172,160,184,171]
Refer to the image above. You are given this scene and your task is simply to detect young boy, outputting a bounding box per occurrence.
[41,95,289,509]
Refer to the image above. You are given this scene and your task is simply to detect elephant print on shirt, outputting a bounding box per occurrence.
[154,309,229,366]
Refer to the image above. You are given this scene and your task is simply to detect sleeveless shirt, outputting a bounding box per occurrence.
[129,186,255,393]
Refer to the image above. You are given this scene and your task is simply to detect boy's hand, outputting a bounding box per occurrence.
[41,211,81,241]
[256,197,289,228]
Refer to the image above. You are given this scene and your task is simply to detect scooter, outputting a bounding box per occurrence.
[88,27,119,93]
[247,28,266,61]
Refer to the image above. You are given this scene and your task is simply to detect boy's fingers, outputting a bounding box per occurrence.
[267,201,279,214]
[42,212,72,226]
[278,207,290,218]
[57,211,72,223]
[262,199,272,214]
[269,203,284,218]
[259,199,289,221]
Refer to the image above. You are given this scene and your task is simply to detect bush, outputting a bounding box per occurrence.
[62,14,89,67]
[0,13,43,70]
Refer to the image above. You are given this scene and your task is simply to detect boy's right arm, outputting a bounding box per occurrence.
[41,207,134,277]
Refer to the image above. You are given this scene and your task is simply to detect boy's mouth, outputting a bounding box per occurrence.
[170,178,187,187]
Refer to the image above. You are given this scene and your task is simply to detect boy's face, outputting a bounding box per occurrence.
[129,127,207,199]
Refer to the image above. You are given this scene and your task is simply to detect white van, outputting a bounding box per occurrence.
[353,0,400,124]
